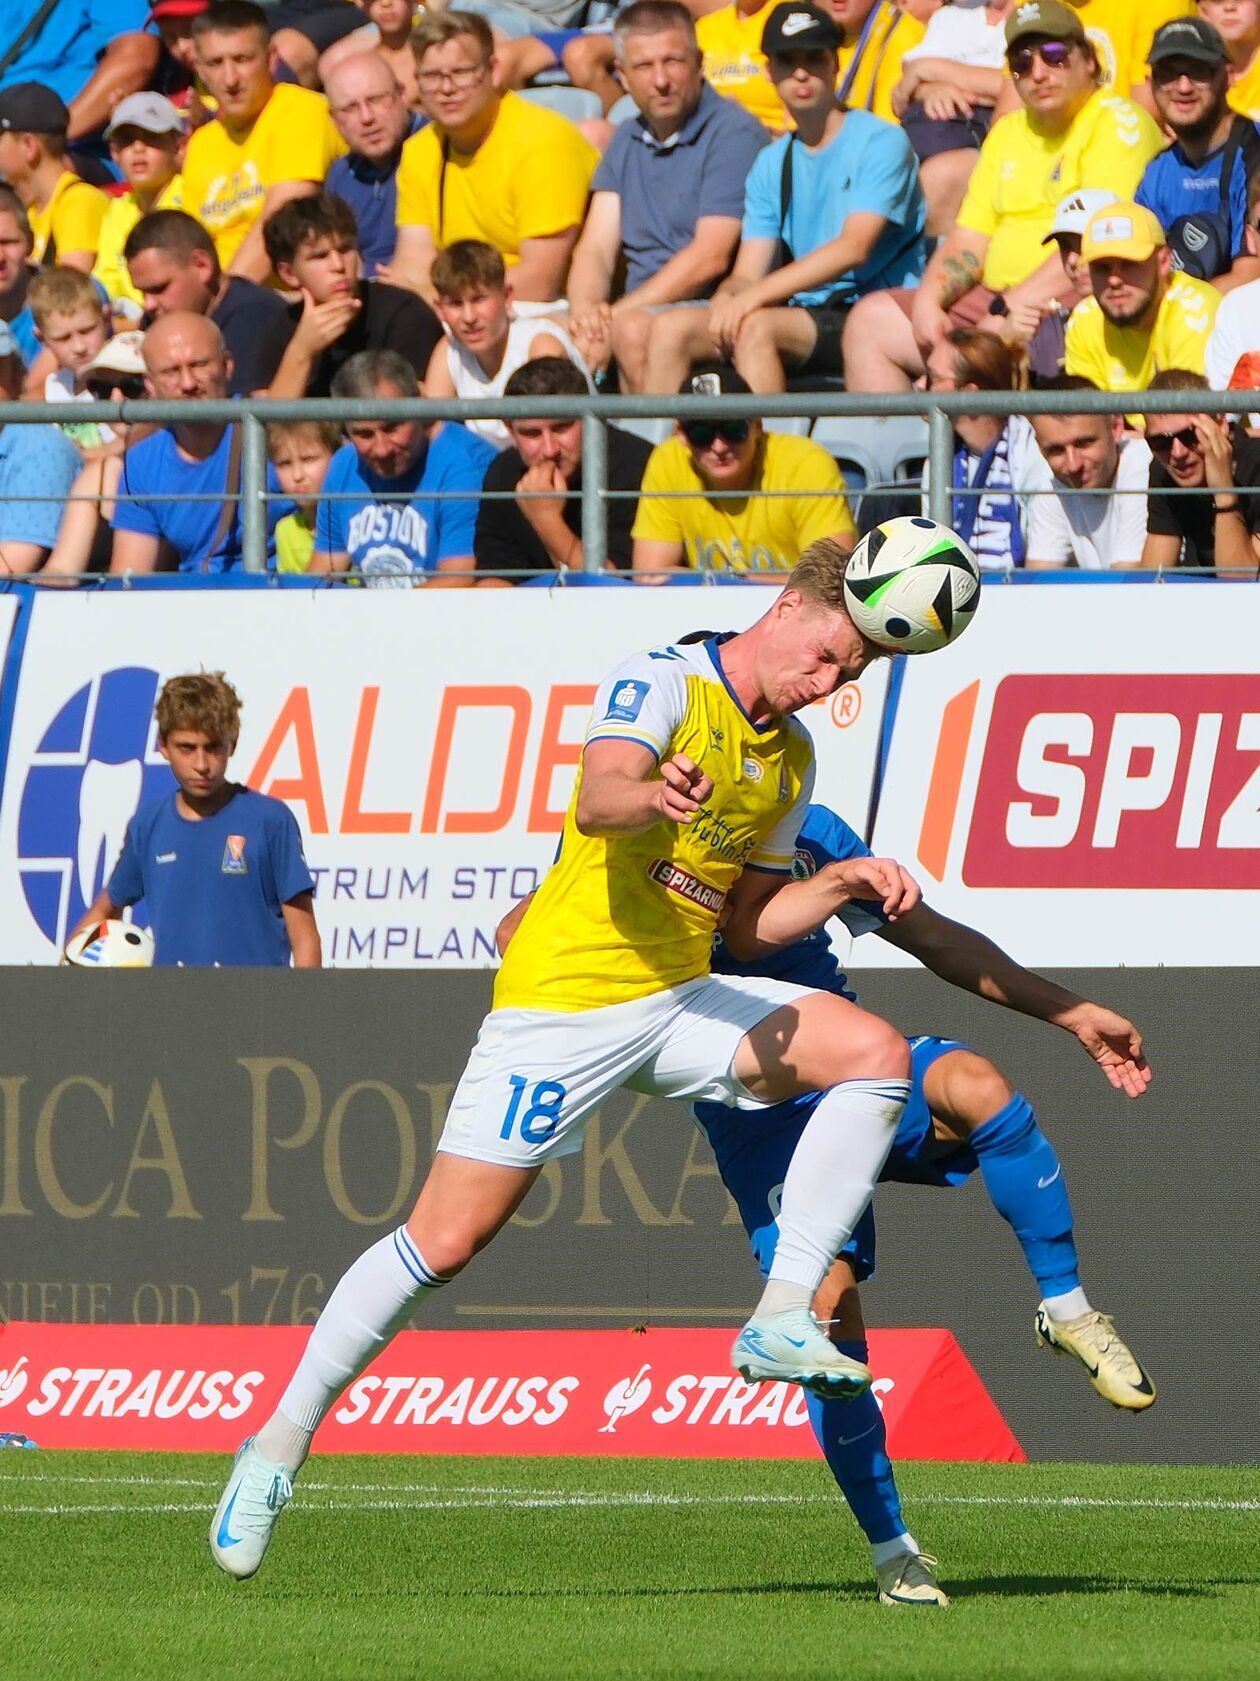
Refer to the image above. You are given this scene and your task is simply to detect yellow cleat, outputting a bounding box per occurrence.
[1035,1306,1156,1411]
[876,1551,950,1608]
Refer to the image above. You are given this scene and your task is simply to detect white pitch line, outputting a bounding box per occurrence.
[0,1471,561,1498]
[0,1490,1257,1519]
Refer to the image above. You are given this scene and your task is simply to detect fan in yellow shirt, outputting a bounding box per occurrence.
[0,83,106,274]
[181,6,346,281]
[392,13,598,304]
[696,0,787,132]
[632,366,856,577]
[835,0,926,122]
[93,94,187,312]
[1064,201,1221,391]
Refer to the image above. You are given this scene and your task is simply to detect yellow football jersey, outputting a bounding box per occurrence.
[1064,271,1220,392]
[494,637,815,1014]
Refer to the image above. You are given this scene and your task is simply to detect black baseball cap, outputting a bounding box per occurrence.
[0,81,70,135]
[1148,17,1228,67]
[761,3,842,57]
[680,363,753,398]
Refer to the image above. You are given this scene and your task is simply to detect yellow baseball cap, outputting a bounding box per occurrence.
[1080,203,1166,264]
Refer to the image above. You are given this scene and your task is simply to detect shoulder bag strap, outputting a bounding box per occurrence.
[0,0,61,81]
[202,422,244,573]
[777,137,795,266]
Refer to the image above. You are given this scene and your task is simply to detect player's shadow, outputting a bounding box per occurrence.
[951,1574,1233,1600]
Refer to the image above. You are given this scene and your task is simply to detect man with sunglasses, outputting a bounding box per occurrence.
[1136,18,1260,291]
[391,11,598,306]
[632,363,856,578]
[1140,367,1260,573]
[843,0,1163,394]
[1064,201,1221,392]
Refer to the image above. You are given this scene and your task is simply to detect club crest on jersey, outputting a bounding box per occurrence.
[742,757,764,783]
[222,834,248,874]
[791,847,816,881]
[605,680,650,723]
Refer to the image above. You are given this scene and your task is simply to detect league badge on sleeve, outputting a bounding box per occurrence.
[222,835,248,875]
[605,680,650,724]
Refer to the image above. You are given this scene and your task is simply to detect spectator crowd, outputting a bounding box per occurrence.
[0,0,1257,582]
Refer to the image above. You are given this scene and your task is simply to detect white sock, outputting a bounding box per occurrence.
[255,1226,447,1474]
[1042,1286,1092,1322]
[758,1078,909,1305]
[872,1532,920,1567]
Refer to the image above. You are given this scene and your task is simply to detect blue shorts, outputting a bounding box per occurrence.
[694,1035,979,1285]
[533,28,584,57]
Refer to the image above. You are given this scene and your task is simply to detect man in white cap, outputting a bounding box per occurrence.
[1022,186,1118,377]
[93,93,186,314]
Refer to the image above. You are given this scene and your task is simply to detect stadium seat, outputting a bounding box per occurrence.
[610,416,673,446]
[519,85,605,124]
[811,414,930,489]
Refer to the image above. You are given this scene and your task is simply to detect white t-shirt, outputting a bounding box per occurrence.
[901,4,1007,69]
[1025,436,1152,569]
[446,314,592,448]
[1206,277,1260,389]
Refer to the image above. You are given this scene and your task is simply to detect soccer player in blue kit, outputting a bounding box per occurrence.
[697,799,1155,1609]
[68,671,321,967]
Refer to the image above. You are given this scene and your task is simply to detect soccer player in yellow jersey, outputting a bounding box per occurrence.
[843,0,1163,391]
[1064,201,1221,390]
[181,1,346,283]
[211,536,941,1579]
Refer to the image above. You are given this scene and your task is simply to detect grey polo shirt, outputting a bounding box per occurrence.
[592,82,771,294]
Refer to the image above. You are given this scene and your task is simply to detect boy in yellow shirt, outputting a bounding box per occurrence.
[0,84,107,274]
[1064,200,1221,390]
[181,0,346,282]
[268,420,343,574]
[93,94,186,314]
[632,364,856,578]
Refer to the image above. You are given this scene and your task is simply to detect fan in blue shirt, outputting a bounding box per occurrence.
[68,672,321,968]
[312,349,496,584]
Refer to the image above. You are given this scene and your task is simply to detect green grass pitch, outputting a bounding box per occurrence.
[1,1453,1256,1679]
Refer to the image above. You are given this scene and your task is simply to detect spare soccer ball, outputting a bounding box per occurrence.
[843,516,980,655]
[65,920,155,968]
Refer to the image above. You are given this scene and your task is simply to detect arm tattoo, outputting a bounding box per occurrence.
[936,247,984,309]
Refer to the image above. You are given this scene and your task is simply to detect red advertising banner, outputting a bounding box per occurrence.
[0,1323,1023,1462]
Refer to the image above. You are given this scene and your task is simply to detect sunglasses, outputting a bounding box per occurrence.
[1007,39,1074,76]
[681,419,751,448]
[1151,60,1219,87]
[85,375,147,401]
[1146,426,1201,457]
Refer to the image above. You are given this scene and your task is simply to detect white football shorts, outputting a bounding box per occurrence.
[438,973,816,1168]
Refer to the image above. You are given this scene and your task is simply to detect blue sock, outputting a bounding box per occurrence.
[806,1339,906,1546]
[969,1093,1080,1298]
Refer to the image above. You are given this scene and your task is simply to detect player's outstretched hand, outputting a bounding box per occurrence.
[1068,1003,1152,1098]
[831,856,921,921]
[654,754,714,823]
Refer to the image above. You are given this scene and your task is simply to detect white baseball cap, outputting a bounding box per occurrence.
[1042,188,1120,245]
[105,91,184,139]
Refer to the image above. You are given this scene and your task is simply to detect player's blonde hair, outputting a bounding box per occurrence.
[786,538,854,615]
[155,672,242,748]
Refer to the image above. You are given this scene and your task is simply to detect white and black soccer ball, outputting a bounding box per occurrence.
[65,920,155,968]
[843,516,980,655]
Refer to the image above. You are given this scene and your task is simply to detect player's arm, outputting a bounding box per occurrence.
[495,889,536,954]
[877,901,1151,1097]
[282,891,322,968]
[721,856,920,961]
[575,738,714,836]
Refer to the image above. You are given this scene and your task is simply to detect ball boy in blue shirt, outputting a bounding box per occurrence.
[68,671,321,967]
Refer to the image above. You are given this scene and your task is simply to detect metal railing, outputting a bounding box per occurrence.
[1,385,1256,576]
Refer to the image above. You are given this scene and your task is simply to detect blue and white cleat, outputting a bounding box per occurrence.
[732,1308,872,1401]
[209,1437,293,1579]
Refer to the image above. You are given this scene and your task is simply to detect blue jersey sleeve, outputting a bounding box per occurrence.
[796,803,889,936]
[106,814,145,907]
[110,440,163,538]
[268,802,316,905]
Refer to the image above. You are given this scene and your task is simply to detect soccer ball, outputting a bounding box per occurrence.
[843,516,980,655]
[65,920,155,968]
